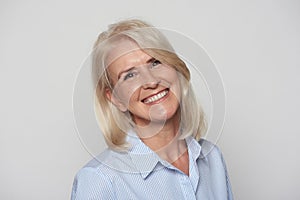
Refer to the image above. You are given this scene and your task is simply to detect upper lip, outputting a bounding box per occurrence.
[141,88,169,102]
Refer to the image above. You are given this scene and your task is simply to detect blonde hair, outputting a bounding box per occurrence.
[92,19,206,151]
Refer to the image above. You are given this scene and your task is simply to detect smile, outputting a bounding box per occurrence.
[142,89,169,104]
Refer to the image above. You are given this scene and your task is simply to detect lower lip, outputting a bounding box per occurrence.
[143,89,170,105]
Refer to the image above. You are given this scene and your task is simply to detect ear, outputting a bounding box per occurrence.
[105,88,127,112]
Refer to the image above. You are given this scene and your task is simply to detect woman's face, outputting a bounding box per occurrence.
[106,40,181,126]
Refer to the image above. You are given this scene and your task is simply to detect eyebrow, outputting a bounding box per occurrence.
[117,57,155,79]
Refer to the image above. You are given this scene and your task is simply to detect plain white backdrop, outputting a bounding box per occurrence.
[1,0,300,199]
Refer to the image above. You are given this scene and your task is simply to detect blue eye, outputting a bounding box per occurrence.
[124,72,135,80]
[151,59,161,67]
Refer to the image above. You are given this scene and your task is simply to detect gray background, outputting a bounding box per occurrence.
[1,0,300,199]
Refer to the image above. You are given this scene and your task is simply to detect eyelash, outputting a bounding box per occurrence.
[151,59,161,67]
[123,71,136,81]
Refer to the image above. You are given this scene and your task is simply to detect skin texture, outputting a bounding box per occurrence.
[106,39,189,175]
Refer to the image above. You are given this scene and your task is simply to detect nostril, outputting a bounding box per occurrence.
[142,80,160,89]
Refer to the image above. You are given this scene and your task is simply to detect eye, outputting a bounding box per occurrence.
[151,59,161,67]
[123,71,136,81]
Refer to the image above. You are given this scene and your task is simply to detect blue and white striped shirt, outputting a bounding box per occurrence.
[71,136,233,199]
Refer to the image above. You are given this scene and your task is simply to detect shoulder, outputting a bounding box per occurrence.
[71,148,140,199]
[199,138,221,154]
[71,166,115,199]
[71,149,119,200]
[198,139,234,199]
[198,138,225,164]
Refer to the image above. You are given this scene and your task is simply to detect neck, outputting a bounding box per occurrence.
[135,113,187,163]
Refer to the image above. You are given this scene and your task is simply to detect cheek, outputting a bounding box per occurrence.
[113,82,141,107]
[128,90,141,106]
[158,66,178,82]
[169,73,182,102]
[162,69,181,89]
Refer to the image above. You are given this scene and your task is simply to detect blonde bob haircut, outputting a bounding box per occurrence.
[92,19,206,151]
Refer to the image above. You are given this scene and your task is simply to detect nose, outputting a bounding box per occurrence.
[140,67,160,89]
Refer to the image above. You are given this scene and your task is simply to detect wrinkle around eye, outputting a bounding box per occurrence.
[152,59,161,67]
[123,71,138,81]
[149,59,162,70]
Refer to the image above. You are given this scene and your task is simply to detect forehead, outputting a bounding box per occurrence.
[110,49,150,68]
[105,39,141,66]
[106,40,151,77]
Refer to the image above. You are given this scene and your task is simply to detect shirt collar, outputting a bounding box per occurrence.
[127,135,162,179]
[185,136,202,162]
[127,135,202,179]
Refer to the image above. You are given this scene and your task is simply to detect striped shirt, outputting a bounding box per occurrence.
[71,136,233,199]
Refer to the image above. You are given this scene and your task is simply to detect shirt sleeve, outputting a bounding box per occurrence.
[199,139,234,200]
[220,150,234,200]
[71,167,115,200]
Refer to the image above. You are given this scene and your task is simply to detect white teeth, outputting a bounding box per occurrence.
[144,90,168,104]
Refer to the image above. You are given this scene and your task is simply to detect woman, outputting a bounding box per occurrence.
[71,19,233,200]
